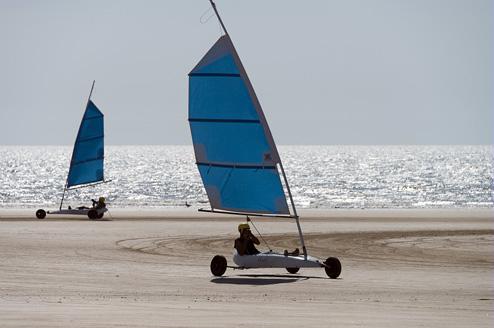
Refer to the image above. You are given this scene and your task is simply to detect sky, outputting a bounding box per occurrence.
[1,0,492,145]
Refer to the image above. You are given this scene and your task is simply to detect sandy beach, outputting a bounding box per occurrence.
[0,208,492,327]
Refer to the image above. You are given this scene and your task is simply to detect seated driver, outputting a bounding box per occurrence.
[234,223,260,256]
[91,197,106,209]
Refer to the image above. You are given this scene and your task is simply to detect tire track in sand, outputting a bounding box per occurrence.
[116,229,494,268]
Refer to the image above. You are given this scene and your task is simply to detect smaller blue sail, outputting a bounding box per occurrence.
[67,100,104,188]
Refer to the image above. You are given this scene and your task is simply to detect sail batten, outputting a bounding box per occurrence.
[189,73,241,77]
[189,118,260,123]
[189,34,290,215]
[197,162,277,169]
[76,135,104,143]
[66,100,104,188]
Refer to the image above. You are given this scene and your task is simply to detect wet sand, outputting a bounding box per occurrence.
[0,209,492,327]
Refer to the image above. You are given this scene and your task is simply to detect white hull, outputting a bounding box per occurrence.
[232,251,323,269]
[36,207,107,219]
[47,208,107,216]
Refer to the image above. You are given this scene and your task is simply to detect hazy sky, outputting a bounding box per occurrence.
[1,0,492,145]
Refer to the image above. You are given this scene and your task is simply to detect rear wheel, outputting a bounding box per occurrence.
[210,255,227,276]
[286,267,300,274]
[36,209,46,219]
[324,257,341,279]
[88,209,98,220]
[97,212,104,219]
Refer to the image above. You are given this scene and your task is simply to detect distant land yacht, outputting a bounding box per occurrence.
[36,81,110,220]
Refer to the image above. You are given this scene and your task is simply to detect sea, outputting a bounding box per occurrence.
[0,145,492,209]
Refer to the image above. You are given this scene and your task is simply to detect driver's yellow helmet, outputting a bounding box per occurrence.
[238,223,250,232]
[98,197,105,203]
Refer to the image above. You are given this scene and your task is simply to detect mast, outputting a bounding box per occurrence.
[207,1,307,258]
[59,182,67,210]
[280,162,307,259]
[59,80,96,210]
[209,0,228,36]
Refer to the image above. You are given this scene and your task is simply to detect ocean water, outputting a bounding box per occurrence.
[0,145,492,209]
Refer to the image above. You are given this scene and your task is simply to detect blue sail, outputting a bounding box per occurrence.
[67,100,104,188]
[188,35,290,215]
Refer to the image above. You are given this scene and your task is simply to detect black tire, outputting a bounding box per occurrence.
[88,209,98,220]
[324,257,341,279]
[36,209,46,219]
[97,212,104,219]
[286,267,300,274]
[210,255,227,276]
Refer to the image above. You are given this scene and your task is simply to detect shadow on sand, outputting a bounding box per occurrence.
[210,273,327,285]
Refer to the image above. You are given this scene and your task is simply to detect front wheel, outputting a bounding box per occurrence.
[210,255,227,276]
[88,209,98,220]
[36,209,46,219]
[97,212,104,219]
[286,267,300,274]
[324,257,341,279]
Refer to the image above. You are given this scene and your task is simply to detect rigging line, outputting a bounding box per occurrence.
[246,216,272,252]
[199,5,222,35]
[199,6,214,24]
[106,208,114,221]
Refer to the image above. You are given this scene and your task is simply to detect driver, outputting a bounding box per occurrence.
[91,197,106,209]
[234,223,260,256]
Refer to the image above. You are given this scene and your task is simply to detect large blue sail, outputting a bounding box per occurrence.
[188,35,290,215]
[66,100,104,188]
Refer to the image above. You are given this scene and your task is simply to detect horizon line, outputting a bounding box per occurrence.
[0,144,492,147]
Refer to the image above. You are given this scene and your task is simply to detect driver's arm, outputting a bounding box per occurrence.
[248,231,260,245]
